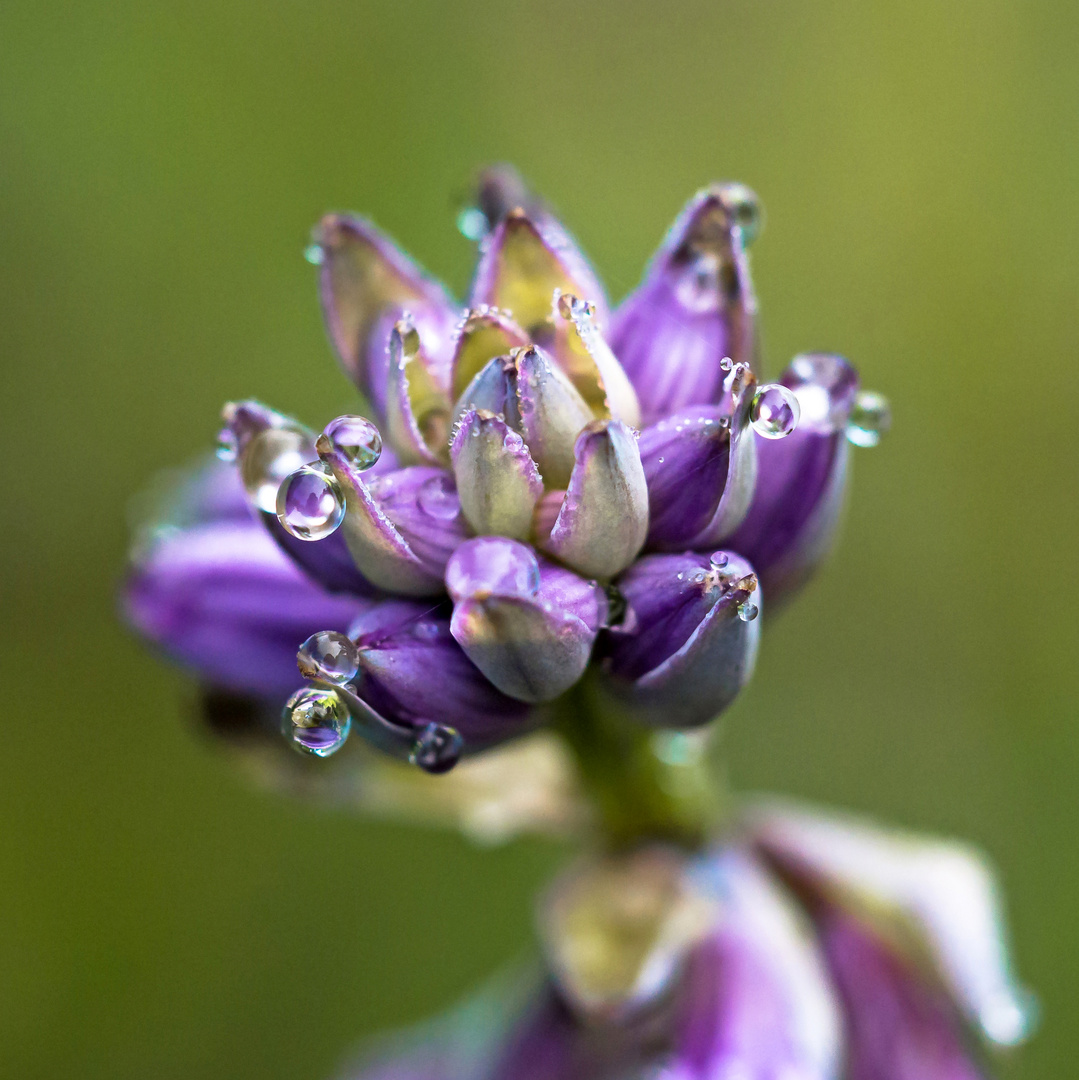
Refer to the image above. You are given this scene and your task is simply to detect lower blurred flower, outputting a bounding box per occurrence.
[345,805,1031,1080]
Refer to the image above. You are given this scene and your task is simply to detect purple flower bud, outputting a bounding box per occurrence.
[454,346,594,490]
[725,353,858,605]
[448,307,531,405]
[384,318,453,466]
[638,406,732,547]
[599,552,760,728]
[311,214,456,417]
[451,408,544,540]
[470,208,609,345]
[610,186,758,425]
[125,516,367,699]
[347,599,534,749]
[321,442,469,596]
[446,538,607,703]
[536,419,648,580]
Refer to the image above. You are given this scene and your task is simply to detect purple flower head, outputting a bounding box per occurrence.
[124,166,887,770]
[348,807,1031,1080]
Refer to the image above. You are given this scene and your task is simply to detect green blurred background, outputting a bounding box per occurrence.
[2,0,1076,1076]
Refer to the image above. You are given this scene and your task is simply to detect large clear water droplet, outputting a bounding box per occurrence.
[276,462,344,540]
[750,384,800,439]
[846,390,891,447]
[297,631,360,683]
[321,415,382,470]
[304,242,325,265]
[717,182,763,246]
[738,601,759,623]
[418,473,461,520]
[283,687,350,757]
[241,428,312,513]
[410,723,463,774]
[709,551,729,570]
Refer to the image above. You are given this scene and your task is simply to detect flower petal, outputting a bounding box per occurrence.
[451,409,544,540]
[745,799,1036,1048]
[611,186,758,425]
[347,599,535,749]
[549,294,640,426]
[125,518,367,698]
[470,209,609,345]
[600,552,760,728]
[817,907,987,1080]
[448,308,531,405]
[384,319,453,465]
[725,353,857,605]
[637,406,731,547]
[537,419,648,579]
[447,538,607,703]
[671,849,841,1080]
[312,214,456,415]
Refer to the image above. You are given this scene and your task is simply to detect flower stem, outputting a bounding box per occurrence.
[552,675,726,851]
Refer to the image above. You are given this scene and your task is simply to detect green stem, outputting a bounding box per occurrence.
[552,675,726,851]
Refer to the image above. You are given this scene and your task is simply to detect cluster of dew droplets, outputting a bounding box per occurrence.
[705,551,759,622]
[275,415,383,541]
[283,626,465,771]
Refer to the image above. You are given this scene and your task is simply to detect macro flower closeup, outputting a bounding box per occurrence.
[125,166,889,768]
[121,165,1032,1080]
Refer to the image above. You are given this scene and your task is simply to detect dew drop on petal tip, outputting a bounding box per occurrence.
[410,723,463,774]
[717,182,763,246]
[283,688,351,757]
[303,243,325,265]
[738,602,759,622]
[846,390,891,447]
[276,462,345,540]
[709,551,729,570]
[241,427,312,513]
[750,384,800,439]
[297,631,360,684]
[322,415,383,469]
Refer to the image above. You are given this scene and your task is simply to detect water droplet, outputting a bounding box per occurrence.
[304,243,325,265]
[276,462,345,540]
[215,427,238,462]
[738,602,759,622]
[321,415,382,470]
[709,551,729,570]
[717,182,763,246]
[418,473,461,520]
[751,384,800,439]
[457,206,488,241]
[283,687,350,757]
[410,723,463,774]
[720,357,733,372]
[297,631,359,683]
[556,292,596,322]
[241,427,312,513]
[846,390,891,447]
